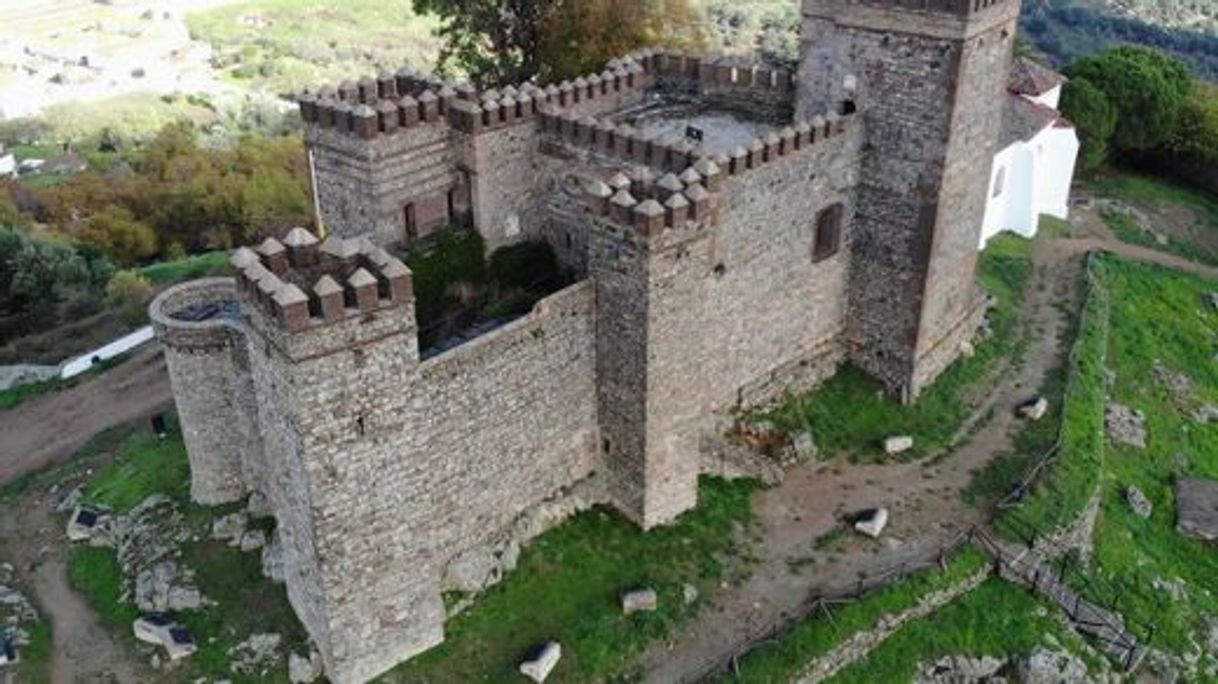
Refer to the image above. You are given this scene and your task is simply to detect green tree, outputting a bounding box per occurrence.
[104,269,154,325]
[81,207,160,266]
[1059,76,1117,173]
[1066,46,1193,155]
[414,0,703,87]
[1166,85,1218,167]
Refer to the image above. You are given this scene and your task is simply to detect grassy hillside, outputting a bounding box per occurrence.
[186,0,443,94]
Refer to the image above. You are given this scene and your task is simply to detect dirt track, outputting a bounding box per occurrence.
[0,344,173,486]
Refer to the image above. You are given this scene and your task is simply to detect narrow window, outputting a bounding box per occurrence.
[992,167,1006,199]
[404,203,417,240]
[813,203,843,262]
[839,100,857,116]
[446,188,456,223]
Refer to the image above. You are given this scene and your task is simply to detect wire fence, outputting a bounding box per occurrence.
[685,526,984,683]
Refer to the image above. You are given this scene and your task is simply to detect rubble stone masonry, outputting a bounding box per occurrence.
[155,0,1026,678]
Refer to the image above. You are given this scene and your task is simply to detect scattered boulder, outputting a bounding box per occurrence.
[519,642,561,683]
[240,529,267,552]
[791,431,818,460]
[288,649,324,684]
[884,435,914,455]
[212,512,249,545]
[262,531,286,583]
[1105,403,1147,449]
[55,485,84,513]
[1125,486,1153,519]
[1193,405,1218,424]
[621,588,658,614]
[1018,397,1050,421]
[853,508,889,538]
[247,491,272,518]
[228,632,282,676]
[1152,576,1188,602]
[1205,292,1218,311]
[66,505,109,542]
[917,654,1006,683]
[1153,361,1193,399]
[959,339,976,358]
[682,583,698,605]
[1175,479,1218,542]
[134,560,204,612]
[133,614,197,661]
[1016,647,1089,683]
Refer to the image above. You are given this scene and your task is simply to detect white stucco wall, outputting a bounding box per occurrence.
[979,122,1079,249]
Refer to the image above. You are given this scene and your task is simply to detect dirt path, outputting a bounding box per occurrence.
[0,482,149,683]
[639,244,1084,683]
[0,344,172,487]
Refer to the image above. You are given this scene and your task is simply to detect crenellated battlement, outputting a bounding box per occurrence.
[583,159,721,241]
[804,0,1014,17]
[231,227,413,333]
[716,112,854,177]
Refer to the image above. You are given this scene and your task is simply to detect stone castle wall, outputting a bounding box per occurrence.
[797,0,1019,398]
[150,278,263,504]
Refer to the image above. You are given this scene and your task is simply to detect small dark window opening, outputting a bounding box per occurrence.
[713,263,727,278]
[404,203,417,240]
[813,203,843,262]
[356,415,366,436]
[565,231,573,248]
[446,188,456,222]
[839,100,857,116]
[602,437,611,454]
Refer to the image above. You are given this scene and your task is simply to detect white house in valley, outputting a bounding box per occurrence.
[980,58,1080,249]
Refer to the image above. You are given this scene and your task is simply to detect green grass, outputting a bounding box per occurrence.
[68,420,308,683]
[765,233,1034,462]
[1101,208,1218,268]
[186,0,442,94]
[383,477,759,682]
[727,549,989,682]
[826,578,1103,684]
[1088,172,1218,229]
[1066,258,1218,666]
[82,420,192,513]
[995,256,1109,541]
[139,251,232,285]
[12,613,52,683]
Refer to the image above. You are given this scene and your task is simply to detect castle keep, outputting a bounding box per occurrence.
[152,0,1023,680]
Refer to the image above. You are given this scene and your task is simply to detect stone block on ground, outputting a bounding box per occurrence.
[211,512,248,545]
[520,642,561,683]
[66,505,108,542]
[239,529,267,552]
[1105,403,1147,449]
[884,435,913,455]
[1016,647,1089,684]
[621,588,658,614]
[288,649,324,683]
[853,507,889,538]
[1175,478,1218,541]
[791,431,818,460]
[1125,486,1153,519]
[1018,396,1049,421]
[1193,404,1218,424]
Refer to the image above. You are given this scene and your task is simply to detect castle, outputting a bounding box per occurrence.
[150,0,1049,680]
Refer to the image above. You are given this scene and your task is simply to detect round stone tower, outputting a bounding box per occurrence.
[150,277,262,504]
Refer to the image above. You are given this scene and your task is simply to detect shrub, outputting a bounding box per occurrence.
[105,270,154,325]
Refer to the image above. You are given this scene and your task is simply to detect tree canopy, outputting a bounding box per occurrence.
[413,0,705,87]
[1059,76,1117,172]
[1066,46,1193,154]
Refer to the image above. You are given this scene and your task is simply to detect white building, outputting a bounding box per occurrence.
[980,58,1080,249]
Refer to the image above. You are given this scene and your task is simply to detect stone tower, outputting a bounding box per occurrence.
[796,0,1021,399]
[231,229,437,683]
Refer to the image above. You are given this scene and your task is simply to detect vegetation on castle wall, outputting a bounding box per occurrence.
[384,477,759,682]
[765,233,1034,462]
[726,549,988,683]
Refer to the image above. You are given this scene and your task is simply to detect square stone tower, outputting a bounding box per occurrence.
[796,0,1021,399]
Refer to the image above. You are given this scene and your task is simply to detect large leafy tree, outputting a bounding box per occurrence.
[414,0,704,87]
[1059,76,1117,173]
[1066,46,1192,155]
